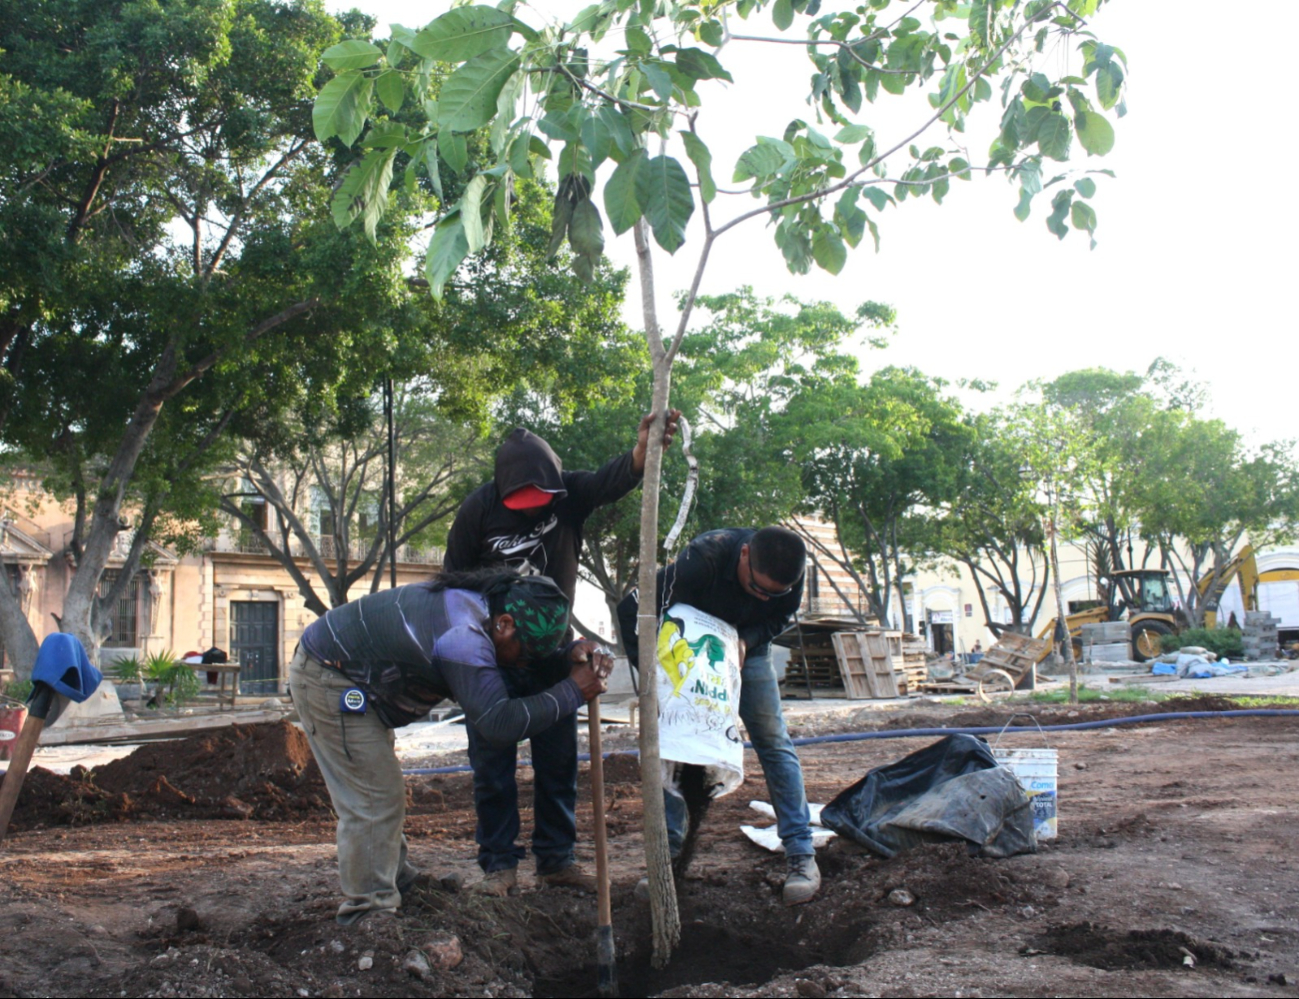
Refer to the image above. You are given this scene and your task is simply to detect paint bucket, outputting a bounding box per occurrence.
[993,746,1058,840]
[0,703,27,761]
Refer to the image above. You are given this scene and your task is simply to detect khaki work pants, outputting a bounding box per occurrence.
[288,646,418,924]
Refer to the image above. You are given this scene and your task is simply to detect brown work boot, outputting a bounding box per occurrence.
[538,863,598,892]
[783,854,821,906]
[471,868,518,897]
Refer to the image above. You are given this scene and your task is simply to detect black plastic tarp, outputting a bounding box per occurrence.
[819,733,1036,859]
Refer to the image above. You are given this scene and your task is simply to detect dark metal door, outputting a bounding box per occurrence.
[231,601,279,694]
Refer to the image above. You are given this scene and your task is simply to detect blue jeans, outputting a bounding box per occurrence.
[466,665,578,876]
[665,649,813,858]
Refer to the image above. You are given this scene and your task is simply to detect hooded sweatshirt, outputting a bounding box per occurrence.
[443,428,641,604]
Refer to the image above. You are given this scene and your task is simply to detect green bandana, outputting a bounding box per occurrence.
[502,576,571,659]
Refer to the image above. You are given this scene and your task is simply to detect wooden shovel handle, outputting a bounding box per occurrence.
[588,696,612,927]
[0,712,48,843]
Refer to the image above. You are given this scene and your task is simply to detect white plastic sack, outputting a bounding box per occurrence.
[656,603,744,797]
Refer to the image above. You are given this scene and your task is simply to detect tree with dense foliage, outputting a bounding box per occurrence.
[0,0,404,670]
[779,365,971,628]
[930,407,1052,635]
[314,0,1131,961]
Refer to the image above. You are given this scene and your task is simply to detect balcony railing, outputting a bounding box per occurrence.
[208,533,443,566]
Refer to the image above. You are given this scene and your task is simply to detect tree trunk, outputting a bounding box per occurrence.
[632,220,680,968]
[0,572,39,680]
[1046,490,1078,704]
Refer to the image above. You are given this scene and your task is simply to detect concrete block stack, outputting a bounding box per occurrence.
[1081,621,1133,663]
[1242,611,1281,661]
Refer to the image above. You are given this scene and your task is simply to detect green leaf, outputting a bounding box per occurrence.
[439,47,521,131]
[422,139,443,199]
[313,72,372,147]
[680,131,716,204]
[642,62,674,101]
[322,40,384,71]
[734,139,793,183]
[866,216,881,252]
[1074,177,1097,198]
[411,6,514,62]
[975,77,993,103]
[426,217,469,299]
[835,124,872,144]
[508,133,533,178]
[376,71,405,113]
[559,141,594,183]
[773,0,795,31]
[675,47,734,83]
[1014,187,1033,222]
[1037,111,1072,160]
[581,113,613,169]
[1075,111,1115,156]
[969,0,991,50]
[569,199,605,258]
[598,106,636,159]
[1046,189,1072,240]
[1071,200,1097,234]
[837,188,867,248]
[949,156,971,179]
[604,149,650,235]
[813,227,848,275]
[439,129,468,174]
[548,189,575,259]
[861,186,892,212]
[331,147,397,241]
[700,19,724,47]
[359,120,408,148]
[643,155,694,253]
[538,113,578,142]
[1097,62,1123,110]
[461,174,489,253]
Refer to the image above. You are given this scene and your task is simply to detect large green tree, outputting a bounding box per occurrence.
[779,365,971,628]
[314,0,1131,960]
[930,407,1052,635]
[0,0,422,671]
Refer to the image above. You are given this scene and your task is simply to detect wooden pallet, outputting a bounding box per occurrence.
[831,631,901,699]
[980,632,1053,684]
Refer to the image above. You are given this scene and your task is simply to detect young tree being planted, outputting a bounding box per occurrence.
[313,0,1131,964]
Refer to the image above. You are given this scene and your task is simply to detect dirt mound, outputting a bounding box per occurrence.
[9,721,331,831]
[1032,921,1235,971]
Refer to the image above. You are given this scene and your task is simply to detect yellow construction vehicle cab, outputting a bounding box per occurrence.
[1040,544,1281,662]
[1039,567,1183,662]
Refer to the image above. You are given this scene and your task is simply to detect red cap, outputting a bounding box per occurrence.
[503,484,560,511]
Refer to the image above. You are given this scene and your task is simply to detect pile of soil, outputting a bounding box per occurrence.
[1032,921,1235,971]
[9,721,331,831]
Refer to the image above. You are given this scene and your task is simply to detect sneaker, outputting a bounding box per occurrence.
[537,863,598,892]
[471,868,518,897]
[783,854,821,906]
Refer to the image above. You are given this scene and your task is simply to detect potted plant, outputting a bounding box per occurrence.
[143,650,201,709]
[111,655,145,702]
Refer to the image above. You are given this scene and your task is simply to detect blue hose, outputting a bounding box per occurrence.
[398,708,1299,776]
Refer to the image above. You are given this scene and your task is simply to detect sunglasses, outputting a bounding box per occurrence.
[745,556,797,598]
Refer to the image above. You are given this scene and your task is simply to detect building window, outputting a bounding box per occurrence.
[100,570,141,648]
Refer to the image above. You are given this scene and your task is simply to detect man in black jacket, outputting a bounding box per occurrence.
[617,526,820,905]
[444,414,679,895]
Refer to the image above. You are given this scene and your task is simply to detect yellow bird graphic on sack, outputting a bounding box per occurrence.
[657,615,727,698]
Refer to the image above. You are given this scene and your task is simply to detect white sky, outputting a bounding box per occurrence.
[332,0,1299,448]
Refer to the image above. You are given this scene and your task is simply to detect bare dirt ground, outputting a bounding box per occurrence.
[2,702,1298,998]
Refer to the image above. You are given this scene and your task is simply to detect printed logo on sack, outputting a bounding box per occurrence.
[0,730,15,741]
[340,688,367,714]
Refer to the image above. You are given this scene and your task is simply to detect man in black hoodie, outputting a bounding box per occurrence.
[444,413,679,895]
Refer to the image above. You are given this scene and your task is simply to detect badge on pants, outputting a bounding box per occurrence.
[340,688,367,714]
